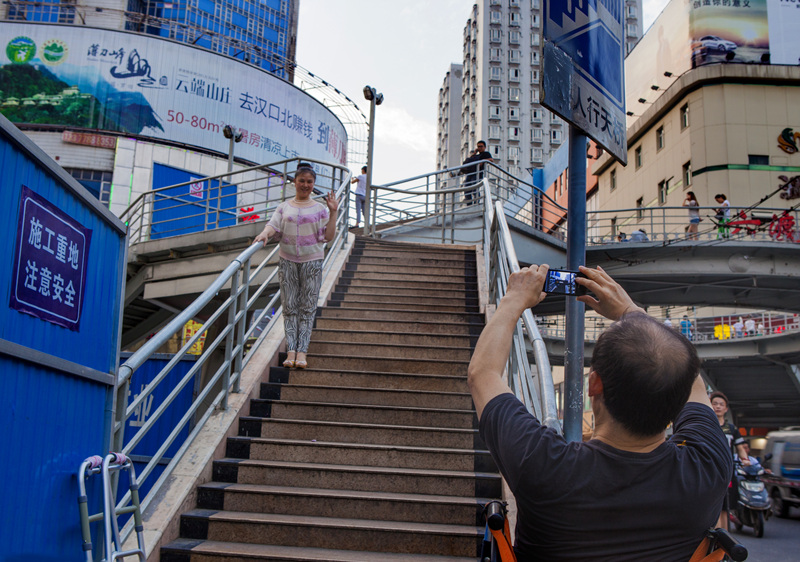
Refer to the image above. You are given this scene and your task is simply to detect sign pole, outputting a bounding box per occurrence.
[564,125,587,443]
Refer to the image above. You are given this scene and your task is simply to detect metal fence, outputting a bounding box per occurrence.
[113,160,351,543]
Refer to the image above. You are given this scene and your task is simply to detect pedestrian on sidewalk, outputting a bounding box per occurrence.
[350,165,367,227]
[683,191,700,240]
[458,140,493,206]
[255,164,338,369]
[714,194,731,239]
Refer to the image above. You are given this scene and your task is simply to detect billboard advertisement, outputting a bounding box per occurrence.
[768,0,800,65]
[0,23,347,166]
[690,0,769,67]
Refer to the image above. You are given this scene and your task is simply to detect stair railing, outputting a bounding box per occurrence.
[111,163,351,544]
[482,179,562,433]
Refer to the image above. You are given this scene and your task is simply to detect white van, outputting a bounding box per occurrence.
[761,428,800,517]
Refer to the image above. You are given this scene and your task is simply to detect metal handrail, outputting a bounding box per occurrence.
[113,161,351,543]
[482,180,562,433]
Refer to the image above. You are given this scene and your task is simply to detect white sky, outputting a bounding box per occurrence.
[297,0,671,184]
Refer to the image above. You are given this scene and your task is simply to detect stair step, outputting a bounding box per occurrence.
[328,299,478,314]
[307,341,473,361]
[226,436,493,472]
[332,283,477,299]
[268,367,470,393]
[248,400,476,429]
[340,270,475,284]
[238,417,482,449]
[179,509,482,556]
[309,329,476,348]
[349,254,476,268]
[259,382,473,409]
[162,537,477,562]
[329,291,478,308]
[318,307,483,325]
[345,263,476,276]
[291,353,470,376]
[195,483,485,525]
[213,459,502,498]
[315,316,483,336]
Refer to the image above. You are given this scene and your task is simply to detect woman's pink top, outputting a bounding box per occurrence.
[268,200,330,263]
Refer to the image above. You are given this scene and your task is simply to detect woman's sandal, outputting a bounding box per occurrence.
[282,353,296,369]
[294,360,308,369]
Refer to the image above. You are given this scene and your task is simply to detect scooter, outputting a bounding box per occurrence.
[729,460,772,538]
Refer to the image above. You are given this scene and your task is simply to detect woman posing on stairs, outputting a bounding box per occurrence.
[255,164,338,369]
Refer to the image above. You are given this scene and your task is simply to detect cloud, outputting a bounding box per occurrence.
[374,106,436,155]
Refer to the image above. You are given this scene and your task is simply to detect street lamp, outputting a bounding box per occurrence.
[223,124,243,179]
[362,85,383,237]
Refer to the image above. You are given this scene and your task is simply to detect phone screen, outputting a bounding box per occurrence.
[545,269,586,296]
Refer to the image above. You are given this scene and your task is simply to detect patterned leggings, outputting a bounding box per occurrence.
[279,258,323,353]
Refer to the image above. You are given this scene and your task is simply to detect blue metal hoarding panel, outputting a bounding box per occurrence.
[151,162,237,239]
[0,114,127,560]
[116,354,196,512]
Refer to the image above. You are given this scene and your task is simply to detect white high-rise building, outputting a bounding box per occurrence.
[436,64,464,171]
[438,0,643,175]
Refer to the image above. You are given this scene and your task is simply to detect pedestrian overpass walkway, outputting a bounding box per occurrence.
[121,161,800,427]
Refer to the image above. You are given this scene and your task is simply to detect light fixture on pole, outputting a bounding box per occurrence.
[223,124,244,179]
[362,85,383,237]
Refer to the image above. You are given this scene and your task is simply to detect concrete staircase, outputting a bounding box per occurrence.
[160,237,498,561]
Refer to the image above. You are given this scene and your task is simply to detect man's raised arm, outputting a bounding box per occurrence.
[467,265,549,419]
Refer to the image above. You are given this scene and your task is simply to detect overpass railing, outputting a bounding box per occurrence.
[539,309,800,342]
[119,157,348,244]
[112,162,351,544]
[482,180,562,432]
[587,206,800,245]
[367,161,567,244]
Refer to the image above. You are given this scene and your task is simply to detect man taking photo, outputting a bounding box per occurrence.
[468,264,731,560]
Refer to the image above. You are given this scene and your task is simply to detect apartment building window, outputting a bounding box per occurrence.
[683,161,692,187]
[508,87,521,101]
[635,146,642,169]
[550,113,561,125]
[627,23,637,37]
[489,125,502,139]
[636,197,645,220]
[532,148,543,163]
[532,14,541,28]
[532,88,540,103]
[658,179,670,205]
[610,169,617,191]
[627,5,637,17]
[508,146,520,161]
[490,145,501,158]
[510,12,521,26]
[508,107,520,121]
[680,104,689,130]
[551,129,562,144]
[490,29,502,42]
[491,66,503,80]
[490,48,502,61]
[490,0,501,4]
[532,128,543,142]
[509,49,521,63]
[531,51,540,65]
[489,105,501,119]
[508,68,521,82]
[531,108,543,123]
[490,86,502,100]
[531,33,540,46]
[531,69,540,84]
[656,126,665,151]
[749,154,769,165]
[508,126,521,140]
[509,30,521,44]
[509,0,521,7]
[491,11,502,24]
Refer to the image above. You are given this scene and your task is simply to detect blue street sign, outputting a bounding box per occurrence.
[543,0,628,164]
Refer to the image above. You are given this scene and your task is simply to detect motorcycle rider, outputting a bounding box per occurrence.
[710,391,750,530]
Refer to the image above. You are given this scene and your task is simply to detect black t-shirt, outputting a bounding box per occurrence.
[479,394,731,561]
[720,421,745,456]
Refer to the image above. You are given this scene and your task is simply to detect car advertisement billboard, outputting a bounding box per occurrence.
[0,23,347,167]
[690,0,770,67]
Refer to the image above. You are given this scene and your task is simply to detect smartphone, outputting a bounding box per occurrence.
[544,269,587,296]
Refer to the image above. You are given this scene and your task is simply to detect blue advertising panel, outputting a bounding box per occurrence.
[151,162,236,239]
[543,0,627,163]
[10,185,92,330]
